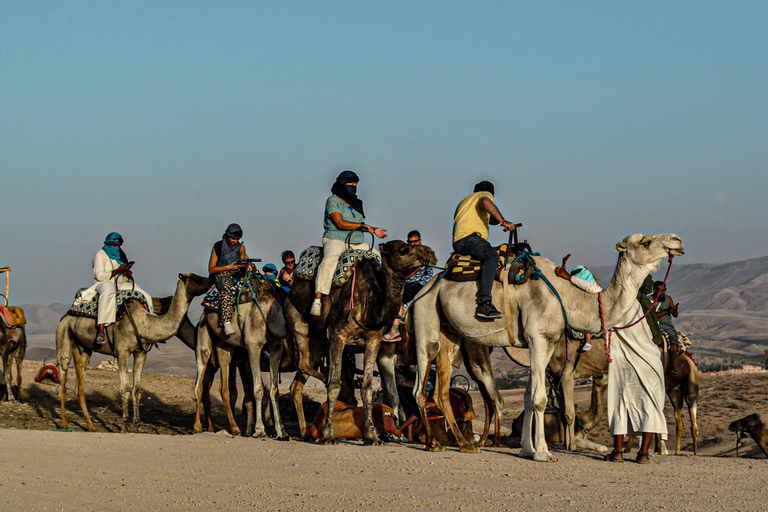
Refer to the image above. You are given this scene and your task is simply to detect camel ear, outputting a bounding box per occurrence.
[615,243,628,253]
[379,243,388,254]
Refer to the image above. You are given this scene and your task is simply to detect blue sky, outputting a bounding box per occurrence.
[2,1,766,304]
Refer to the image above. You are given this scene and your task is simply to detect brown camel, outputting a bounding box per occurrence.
[729,414,768,458]
[57,273,211,432]
[0,266,26,401]
[193,277,288,438]
[285,240,436,445]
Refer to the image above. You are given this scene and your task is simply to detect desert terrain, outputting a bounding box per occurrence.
[1,354,766,511]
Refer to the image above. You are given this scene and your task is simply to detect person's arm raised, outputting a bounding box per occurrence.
[479,196,520,232]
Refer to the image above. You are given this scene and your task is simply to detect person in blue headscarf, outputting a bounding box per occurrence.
[310,170,388,316]
[92,232,153,345]
[208,223,254,335]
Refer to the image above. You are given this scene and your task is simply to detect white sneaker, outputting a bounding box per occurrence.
[310,299,322,316]
[224,322,236,335]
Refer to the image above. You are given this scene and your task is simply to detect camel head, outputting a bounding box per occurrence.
[729,413,763,434]
[378,240,438,279]
[615,233,684,273]
[178,273,214,299]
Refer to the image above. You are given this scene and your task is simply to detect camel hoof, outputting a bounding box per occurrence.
[232,428,242,437]
[319,437,338,446]
[518,448,535,459]
[533,451,557,462]
[192,425,203,434]
[251,431,267,439]
[363,438,384,447]
[275,435,291,442]
[459,444,481,454]
[426,442,445,453]
[88,426,97,433]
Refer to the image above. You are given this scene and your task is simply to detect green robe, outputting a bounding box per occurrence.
[638,275,664,346]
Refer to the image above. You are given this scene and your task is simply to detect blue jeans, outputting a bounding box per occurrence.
[660,323,679,346]
[453,234,498,304]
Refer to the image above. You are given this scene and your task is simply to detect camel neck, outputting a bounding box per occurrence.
[131,280,191,342]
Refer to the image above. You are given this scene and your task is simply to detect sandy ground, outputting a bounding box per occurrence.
[1,361,767,511]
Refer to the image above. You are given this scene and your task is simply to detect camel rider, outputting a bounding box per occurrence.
[653,281,680,375]
[93,232,154,346]
[452,181,518,319]
[310,170,387,316]
[208,224,254,335]
[262,263,280,284]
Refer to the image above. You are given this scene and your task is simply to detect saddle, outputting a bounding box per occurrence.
[67,289,150,321]
[0,305,26,328]
[34,363,61,385]
[445,232,535,285]
[308,401,399,440]
[201,275,259,312]
[295,246,382,287]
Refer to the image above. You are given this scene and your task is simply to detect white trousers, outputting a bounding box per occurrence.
[96,280,154,326]
[314,238,378,296]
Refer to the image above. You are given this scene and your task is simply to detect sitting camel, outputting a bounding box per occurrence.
[193,276,288,439]
[511,374,609,454]
[729,413,768,458]
[285,240,436,446]
[57,273,211,432]
[412,233,684,461]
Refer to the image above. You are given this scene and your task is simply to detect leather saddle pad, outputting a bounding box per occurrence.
[0,305,26,328]
[444,243,533,285]
[295,245,382,288]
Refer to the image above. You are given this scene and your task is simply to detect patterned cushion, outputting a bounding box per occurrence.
[201,276,256,311]
[295,246,382,288]
[67,289,149,321]
[444,243,532,285]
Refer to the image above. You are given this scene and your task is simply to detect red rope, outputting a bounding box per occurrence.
[349,267,356,311]
[598,255,675,364]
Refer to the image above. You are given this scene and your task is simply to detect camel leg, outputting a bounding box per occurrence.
[203,364,217,432]
[244,337,267,439]
[361,337,384,446]
[464,342,503,447]
[72,347,96,432]
[13,342,24,402]
[285,300,326,383]
[520,337,557,462]
[266,337,287,440]
[559,362,577,451]
[216,344,241,436]
[412,287,442,452]
[1,351,14,401]
[375,343,400,420]
[669,387,684,455]
[687,396,699,455]
[290,370,310,440]
[229,358,239,414]
[116,351,132,432]
[193,324,214,434]
[237,358,255,437]
[435,341,478,453]
[320,336,344,445]
[131,350,148,426]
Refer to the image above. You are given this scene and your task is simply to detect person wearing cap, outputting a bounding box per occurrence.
[452,181,518,319]
[311,170,387,316]
[568,265,599,351]
[208,223,253,335]
[91,232,153,345]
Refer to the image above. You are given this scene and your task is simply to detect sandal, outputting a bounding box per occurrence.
[603,450,624,463]
[635,451,650,464]
[94,333,105,346]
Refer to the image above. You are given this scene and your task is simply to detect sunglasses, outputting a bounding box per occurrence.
[407,239,421,245]
[284,261,296,265]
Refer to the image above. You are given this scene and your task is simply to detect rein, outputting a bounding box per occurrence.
[598,255,675,364]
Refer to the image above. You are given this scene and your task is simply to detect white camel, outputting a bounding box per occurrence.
[193,278,288,439]
[412,233,684,461]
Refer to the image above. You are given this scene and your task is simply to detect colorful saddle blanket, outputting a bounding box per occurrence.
[445,243,533,285]
[0,305,26,328]
[67,289,150,321]
[295,246,382,288]
[201,276,258,312]
[568,330,604,341]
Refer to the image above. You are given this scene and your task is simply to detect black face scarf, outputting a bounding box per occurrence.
[217,223,243,266]
[331,171,364,217]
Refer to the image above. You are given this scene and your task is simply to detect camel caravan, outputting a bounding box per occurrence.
[6,175,722,463]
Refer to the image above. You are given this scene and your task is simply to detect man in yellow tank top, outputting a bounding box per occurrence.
[452,181,518,319]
